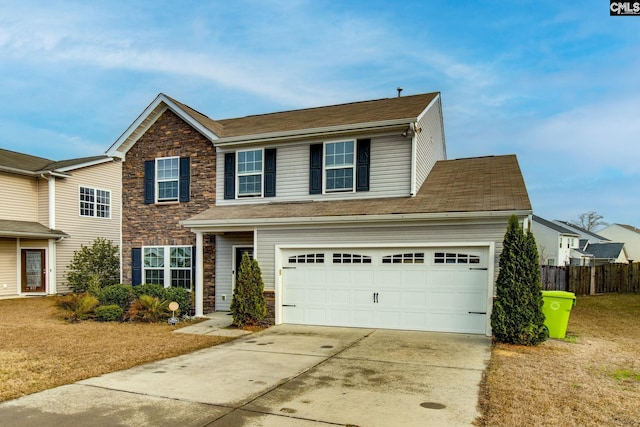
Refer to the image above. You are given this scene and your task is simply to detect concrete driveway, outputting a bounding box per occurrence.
[0,325,490,426]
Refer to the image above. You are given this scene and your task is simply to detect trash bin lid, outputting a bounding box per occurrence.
[541,290,576,300]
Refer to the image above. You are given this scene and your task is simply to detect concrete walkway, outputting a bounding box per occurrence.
[0,324,490,426]
[173,312,252,338]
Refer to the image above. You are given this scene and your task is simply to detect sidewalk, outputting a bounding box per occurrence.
[173,311,252,337]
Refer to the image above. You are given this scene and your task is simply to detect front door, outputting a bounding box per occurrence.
[21,249,46,293]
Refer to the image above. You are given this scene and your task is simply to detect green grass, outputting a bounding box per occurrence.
[613,369,640,382]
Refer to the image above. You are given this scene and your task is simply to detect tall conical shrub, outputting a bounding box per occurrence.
[230,252,267,327]
[491,216,547,345]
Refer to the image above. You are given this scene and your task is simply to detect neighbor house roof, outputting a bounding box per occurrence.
[183,154,530,227]
[533,215,579,235]
[0,219,68,239]
[553,220,609,242]
[617,223,640,234]
[582,242,625,260]
[0,148,112,177]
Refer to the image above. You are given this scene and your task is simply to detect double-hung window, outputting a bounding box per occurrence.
[79,186,111,218]
[156,157,179,202]
[237,149,263,197]
[325,140,355,192]
[143,246,193,291]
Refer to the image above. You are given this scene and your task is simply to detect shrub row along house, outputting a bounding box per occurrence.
[2,91,532,336]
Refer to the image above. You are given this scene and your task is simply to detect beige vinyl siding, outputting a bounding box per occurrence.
[415,97,446,192]
[215,232,253,310]
[216,133,411,205]
[255,218,511,292]
[37,177,50,227]
[0,238,18,296]
[53,161,122,293]
[0,173,39,222]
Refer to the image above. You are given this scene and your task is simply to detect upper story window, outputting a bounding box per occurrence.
[224,149,276,200]
[144,157,190,204]
[79,186,111,218]
[156,157,179,202]
[325,141,355,192]
[237,149,263,197]
[310,139,369,195]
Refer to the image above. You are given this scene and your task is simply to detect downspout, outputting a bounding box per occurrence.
[410,125,417,196]
[46,175,56,294]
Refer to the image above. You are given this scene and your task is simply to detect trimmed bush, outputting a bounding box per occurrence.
[491,216,547,345]
[230,252,266,327]
[94,304,124,322]
[65,238,120,293]
[56,293,99,322]
[98,284,135,311]
[165,286,191,316]
[133,283,166,300]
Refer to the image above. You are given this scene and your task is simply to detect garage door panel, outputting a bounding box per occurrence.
[282,246,489,334]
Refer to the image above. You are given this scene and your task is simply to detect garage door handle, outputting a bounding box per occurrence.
[468,311,486,314]
[373,292,379,303]
[283,304,296,307]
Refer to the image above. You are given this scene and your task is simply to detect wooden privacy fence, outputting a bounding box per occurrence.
[540,263,640,295]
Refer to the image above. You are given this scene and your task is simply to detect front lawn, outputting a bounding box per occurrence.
[478,293,640,426]
[0,297,231,402]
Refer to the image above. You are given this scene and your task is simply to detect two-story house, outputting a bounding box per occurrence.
[531,215,580,265]
[108,92,532,336]
[0,149,121,297]
[599,224,640,262]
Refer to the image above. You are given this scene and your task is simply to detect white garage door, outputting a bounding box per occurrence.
[281,247,489,334]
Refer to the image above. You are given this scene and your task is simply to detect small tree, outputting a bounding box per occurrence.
[230,252,266,327]
[491,216,547,345]
[66,238,120,293]
[570,211,607,231]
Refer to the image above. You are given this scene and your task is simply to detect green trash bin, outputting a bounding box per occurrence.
[541,290,576,339]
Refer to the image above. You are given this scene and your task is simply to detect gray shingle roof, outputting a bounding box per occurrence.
[583,242,625,260]
[533,215,579,235]
[0,148,110,175]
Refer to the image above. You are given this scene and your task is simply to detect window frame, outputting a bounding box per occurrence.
[323,139,356,193]
[155,156,180,203]
[142,245,193,291]
[79,185,111,219]
[236,148,264,198]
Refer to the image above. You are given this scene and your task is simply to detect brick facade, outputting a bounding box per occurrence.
[121,109,217,312]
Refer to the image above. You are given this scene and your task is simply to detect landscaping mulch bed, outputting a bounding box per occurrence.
[477,293,640,426]
[0,297,232,402]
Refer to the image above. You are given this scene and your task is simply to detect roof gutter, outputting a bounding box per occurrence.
[182,209,532,232]
[214,118,415,147]
[0,231,69,239]
[0,165,70,178]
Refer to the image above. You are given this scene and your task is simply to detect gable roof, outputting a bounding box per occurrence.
[615,223,640,234]
[182,154,530,228]
[0,148,112,177]
[553,220,609,242]
[533,215,579,235]
[583,242,625,260]
[108,92,441,156]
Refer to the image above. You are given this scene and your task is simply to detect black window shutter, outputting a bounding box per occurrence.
[144,160,155,204]
[309,144,323,194]
[264,148,277,197]
[356,139,371,192]
[179,157,190,202]
[224,153,235,200]
[132,248,142,286]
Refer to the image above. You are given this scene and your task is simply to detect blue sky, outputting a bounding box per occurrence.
[1,0,638,227]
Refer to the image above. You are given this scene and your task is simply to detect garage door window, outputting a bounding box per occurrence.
[288,253,325,264]
[332,253,372,264]
[434,252,480,264]
[382,253,425,264]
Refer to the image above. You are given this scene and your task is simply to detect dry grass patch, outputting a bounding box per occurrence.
[0,297,232,402]
[478,293,640,426]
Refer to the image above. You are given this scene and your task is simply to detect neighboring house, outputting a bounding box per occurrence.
[108,92,532,336]
[571,242,628,266]
[0,149,121,297]
[599,224,640,262]
[552,220,609,245]
[531,215,580,265]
